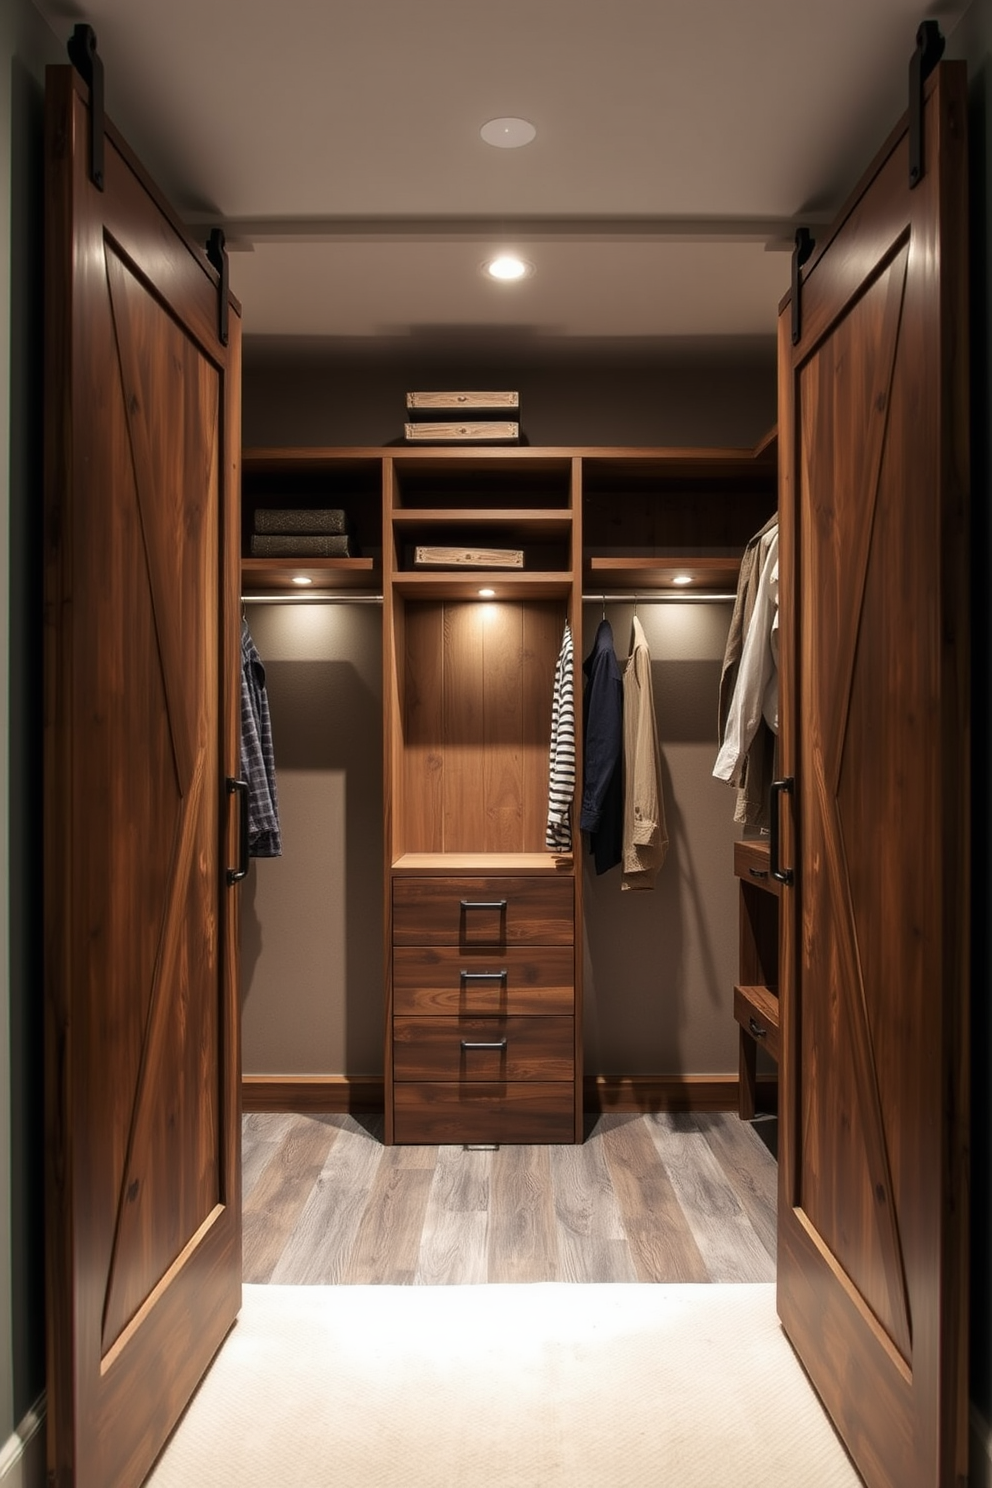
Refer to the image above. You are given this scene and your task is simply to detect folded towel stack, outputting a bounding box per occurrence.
[250,507,356,557]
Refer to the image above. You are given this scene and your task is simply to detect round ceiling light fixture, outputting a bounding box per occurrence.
[484,254,532,282]
[480,116,537,149]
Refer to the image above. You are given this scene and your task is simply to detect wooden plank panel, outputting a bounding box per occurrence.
[393,1083,574,1144]
[695,1112,778,1265]
[415,1147,493,1284]
[442,603,485,851]
[339,1151,437,1284]
[401,602,444,855]
[647,1114,774,1282]
[599,1115,709,1283]
[483,603,525,852]
[521,603,563,850]
[241,1117,339,1282]
[268,1118,383,1285]
[393,1016,574,1081]
[392,875,573,944]
[487,1144,560,1283]
[392,945,574,1016]
[549,1137,638,1283]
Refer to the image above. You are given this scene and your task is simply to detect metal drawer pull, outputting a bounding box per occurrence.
[748,867,769,880]
[748,1017,768,1039]
[460,1039,508,1051]
[460,900,508,911]
[460,970,508,984]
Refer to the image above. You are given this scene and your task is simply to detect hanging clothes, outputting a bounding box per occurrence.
[580,618,624,875]
[240,619,282,858]
[545,620,575,853]
[713,526,780,790]
[715,516,779,827]
[621,615,668,890]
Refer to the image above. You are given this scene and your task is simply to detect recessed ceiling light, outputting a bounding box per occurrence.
[671,575,693,586]
[292,575,313,586]
[485,255,532,282]
[478,588,496,598]
[480,117,536,149]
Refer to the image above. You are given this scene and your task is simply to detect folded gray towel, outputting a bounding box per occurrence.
[254,508,348,535]
[250,534,353,557]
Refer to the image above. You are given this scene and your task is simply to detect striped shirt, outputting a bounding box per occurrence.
[241,621,282,858]
[546,620,575,852]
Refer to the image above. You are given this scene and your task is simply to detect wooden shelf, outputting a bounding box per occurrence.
[392,852,573,875]
[390,570,573,600]
[391,509,573,539]
[241,557,379,593]
[587,556,742,593]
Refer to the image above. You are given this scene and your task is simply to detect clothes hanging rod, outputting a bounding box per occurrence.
[581,592,735,604]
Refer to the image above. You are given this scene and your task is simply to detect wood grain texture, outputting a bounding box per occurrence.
[392,1015,574,1081]
[242,1112,777,1286]
[392,945,574,1016]
[777,63,970,1488]
[44,65,241,1488]
[392,875,573,945]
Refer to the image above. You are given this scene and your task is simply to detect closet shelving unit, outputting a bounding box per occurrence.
[241,437,777,1144]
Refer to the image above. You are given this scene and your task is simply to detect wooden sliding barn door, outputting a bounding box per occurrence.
[776,63,969,1488]
[44,64,243,1488]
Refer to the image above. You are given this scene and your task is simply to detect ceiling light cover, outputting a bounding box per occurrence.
[485,255,531,281]
[292,575,313,586]
[672,575,693,586]
[480,117,537,149]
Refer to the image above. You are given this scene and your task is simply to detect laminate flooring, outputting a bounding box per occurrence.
[242,1110,778,1285]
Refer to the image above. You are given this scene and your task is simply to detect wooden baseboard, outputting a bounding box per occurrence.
[242,1073,777,1117]
[586,1074,744,1113]
[242,1075,384,1114]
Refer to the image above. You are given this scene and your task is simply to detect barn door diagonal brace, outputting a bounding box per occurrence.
[909,20,945,189]
[791,228,815,347]
[206,229,230,347]
[66,24,105,191]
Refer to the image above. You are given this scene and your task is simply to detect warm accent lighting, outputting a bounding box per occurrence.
[671,575,693,586]
[292,575,313,586]
[480,117,537,149]
[478,587,496,598]
[485,255,531,282]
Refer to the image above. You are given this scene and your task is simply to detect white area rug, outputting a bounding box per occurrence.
[147,1284,862,1487]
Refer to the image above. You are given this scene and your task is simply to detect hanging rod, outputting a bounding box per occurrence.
[242,592,384,605]
[581,592,735,604]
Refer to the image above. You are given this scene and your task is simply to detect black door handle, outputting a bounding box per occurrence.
[770,777,794,885]
[226,777,249,884]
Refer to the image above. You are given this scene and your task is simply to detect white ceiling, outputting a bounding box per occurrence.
[34,0,969,351]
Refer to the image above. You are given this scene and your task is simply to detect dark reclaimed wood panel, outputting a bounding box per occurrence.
[392,944,574,1016]
[393,1083,575,1144]
[392,1016,574,1081]
[392,875,573,944]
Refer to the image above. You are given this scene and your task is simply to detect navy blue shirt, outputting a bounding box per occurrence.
[580,620,623,874]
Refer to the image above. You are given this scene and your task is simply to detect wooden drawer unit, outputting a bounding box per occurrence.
[393,1015,574,1081]
[392,876,574,945]
[392,945,574,1015]
[393,1082,576,1145]
[389,873,576,1143]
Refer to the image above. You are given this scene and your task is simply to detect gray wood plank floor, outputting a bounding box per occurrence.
[242,1111,778,1285]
